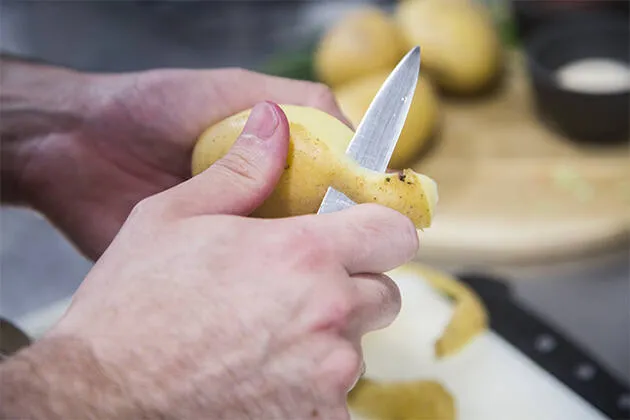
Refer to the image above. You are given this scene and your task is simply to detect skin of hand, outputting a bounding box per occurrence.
[0,58,351,260]
[0,102,418,420]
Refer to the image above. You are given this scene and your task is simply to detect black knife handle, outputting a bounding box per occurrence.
[457,273,630,420]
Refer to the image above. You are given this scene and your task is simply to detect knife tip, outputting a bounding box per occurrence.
[405,46,421,66]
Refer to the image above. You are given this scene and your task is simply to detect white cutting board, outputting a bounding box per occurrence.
[350,266,608,420]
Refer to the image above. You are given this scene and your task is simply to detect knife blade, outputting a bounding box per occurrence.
[317,46,421,215]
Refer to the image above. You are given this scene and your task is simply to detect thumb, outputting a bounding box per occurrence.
[163,101,289,217]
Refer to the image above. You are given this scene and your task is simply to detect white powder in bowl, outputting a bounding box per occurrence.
[555,58,630,94]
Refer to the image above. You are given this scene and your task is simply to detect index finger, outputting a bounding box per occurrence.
[310,203,420,275]
[210,68,353,127]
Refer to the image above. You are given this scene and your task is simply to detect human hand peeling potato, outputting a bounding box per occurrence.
[1,56,422,419]
[2,60,351,261]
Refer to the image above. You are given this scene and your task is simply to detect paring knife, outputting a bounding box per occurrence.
[317,46,421,215]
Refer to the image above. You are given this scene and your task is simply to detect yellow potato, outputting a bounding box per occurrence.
[191,105,438,228]
[395,0,503,94]
[334,71,440,169]
[348,378,455,420]
[314,6,406,88]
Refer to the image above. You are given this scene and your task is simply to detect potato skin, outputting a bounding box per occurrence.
[191,105,437,228]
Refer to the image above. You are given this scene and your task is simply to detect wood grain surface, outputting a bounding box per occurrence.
[410,52,630,265]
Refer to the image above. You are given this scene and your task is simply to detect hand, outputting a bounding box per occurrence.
[5,60,349,260]
[0,103,418,420]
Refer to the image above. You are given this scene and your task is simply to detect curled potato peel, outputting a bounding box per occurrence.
[191,104,438,229]
[391,262,489,358]
[347,263,488,419]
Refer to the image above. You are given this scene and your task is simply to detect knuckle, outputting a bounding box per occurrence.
[343,206,390,256]
[309,83,338,108]
[313,292,357,332]
[354,211,387,240]
[284,226,329,271]
[320,343,362,393]
[360,204,419,258]
[128,195,166,221]
[212,146,264,188]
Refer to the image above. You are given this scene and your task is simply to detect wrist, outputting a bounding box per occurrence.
[0,59,92,204]
[0,334,132,420]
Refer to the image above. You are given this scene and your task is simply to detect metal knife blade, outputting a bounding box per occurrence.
[317,46,421,215]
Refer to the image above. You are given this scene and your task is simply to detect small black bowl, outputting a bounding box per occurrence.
[511,0,629,39]
[523,12,630,144]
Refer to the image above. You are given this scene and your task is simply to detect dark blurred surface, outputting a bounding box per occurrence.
[0,0,395,72]
[0,0,628,385]
[0,318,31,359]
[511,0,630,39]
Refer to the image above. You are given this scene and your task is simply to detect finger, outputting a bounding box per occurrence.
[353,360,367,390]
[159,101,289,217]
[314,406,352,420]
[345,343,366,393]
[311,204,419,275]
[348,273,402,336]
[316,338,365,404]
[211,68,353,128]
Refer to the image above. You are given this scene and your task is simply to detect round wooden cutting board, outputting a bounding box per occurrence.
[410,52,630,265]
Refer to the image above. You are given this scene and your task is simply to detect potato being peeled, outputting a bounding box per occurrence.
[191,105,438,229]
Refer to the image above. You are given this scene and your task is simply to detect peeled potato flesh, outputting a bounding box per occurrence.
[335,71,440,169]
[191,105,438,229]
[348,378,455,420]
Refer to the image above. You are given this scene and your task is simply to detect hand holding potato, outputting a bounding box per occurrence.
[1,59,350,260]
[0,103,418,420]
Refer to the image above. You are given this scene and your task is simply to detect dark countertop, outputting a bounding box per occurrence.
[1,0,628,386]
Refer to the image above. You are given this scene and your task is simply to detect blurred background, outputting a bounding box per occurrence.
[1,0,629,416]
